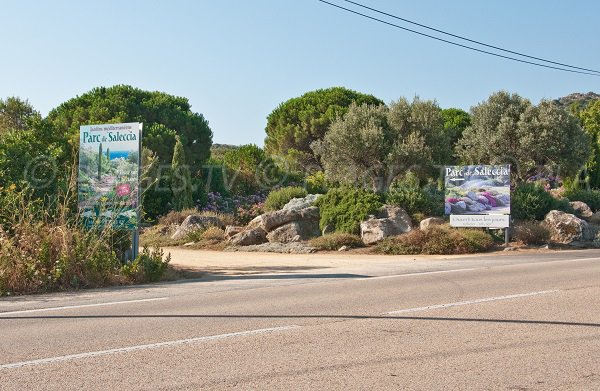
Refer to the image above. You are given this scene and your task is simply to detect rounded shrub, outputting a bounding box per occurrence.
[315,187,383,234]
[264,186,308,212]
[513,221,551,245]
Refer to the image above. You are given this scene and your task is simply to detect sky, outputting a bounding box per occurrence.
[1,0,599,146]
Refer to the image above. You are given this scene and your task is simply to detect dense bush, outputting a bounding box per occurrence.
[376,226,494,255]
[264,186,308,212]
[315,187,383,234]
[512,183,572,221]
[309,233,364,250]
[563,189,600,212]
[513,221,551,245]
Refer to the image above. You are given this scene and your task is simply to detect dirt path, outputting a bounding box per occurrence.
[162,246,567,279]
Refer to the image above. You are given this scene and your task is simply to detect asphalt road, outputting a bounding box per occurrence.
[1,250,599,390]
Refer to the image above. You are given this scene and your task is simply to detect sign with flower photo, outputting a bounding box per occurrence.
[78,123,142,229]
[444,165,510,227]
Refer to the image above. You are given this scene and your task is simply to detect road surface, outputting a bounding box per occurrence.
[1,250,599,390]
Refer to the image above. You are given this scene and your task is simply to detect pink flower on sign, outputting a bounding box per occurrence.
[116,183,131,197]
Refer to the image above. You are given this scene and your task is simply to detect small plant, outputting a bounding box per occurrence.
[315,187,383,234]
[264,186,308,212]
[309,233,364,250]
[513,221,551,245]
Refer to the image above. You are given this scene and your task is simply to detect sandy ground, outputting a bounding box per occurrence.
[163,246,562,279]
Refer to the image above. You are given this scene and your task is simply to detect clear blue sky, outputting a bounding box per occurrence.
[2,0,599,146]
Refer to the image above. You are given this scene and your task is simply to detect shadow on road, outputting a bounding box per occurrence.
[2,314,599,328]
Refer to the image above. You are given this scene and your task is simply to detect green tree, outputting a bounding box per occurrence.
[264,87,383,172]
[46,85,213,175]
[312,98,449,192]
[441,108,471,160]
[0,97,41,134]
[456,92,590,181]
[171,136,193,211]
[579,100,600,188]
[0,119,65,198]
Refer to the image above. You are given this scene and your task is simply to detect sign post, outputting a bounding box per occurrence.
[444,165,511,243]
[78,122,142,260]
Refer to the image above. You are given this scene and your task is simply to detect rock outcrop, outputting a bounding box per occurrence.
[544,210,591,244]
[228,205,321,246]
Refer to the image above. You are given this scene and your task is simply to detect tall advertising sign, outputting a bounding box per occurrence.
[78,123,142,229]
[444,165,510,228]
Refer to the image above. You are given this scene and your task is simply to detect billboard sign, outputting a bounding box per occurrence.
[445,164,510,227]
[78,123,142,229]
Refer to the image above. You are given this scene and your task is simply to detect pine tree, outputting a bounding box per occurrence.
[171,135,193,211]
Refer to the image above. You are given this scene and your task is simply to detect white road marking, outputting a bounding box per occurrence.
[357,256,600,282]
[0,325,300,370]
[385,289,560,315]
[0,297,168,316]
[355,268,478,281]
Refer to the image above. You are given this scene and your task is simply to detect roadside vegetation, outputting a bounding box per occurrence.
[2,87,600,294]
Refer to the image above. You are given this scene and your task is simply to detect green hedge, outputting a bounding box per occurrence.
[512,183,571,221]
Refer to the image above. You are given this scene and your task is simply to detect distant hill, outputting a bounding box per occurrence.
[554,92,600,111]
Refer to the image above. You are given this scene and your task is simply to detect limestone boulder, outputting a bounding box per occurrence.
[544,210,591,244]
[360,205,412,245]
[266,219,321,243]
[228,227,268,246]
[224,225,245,239]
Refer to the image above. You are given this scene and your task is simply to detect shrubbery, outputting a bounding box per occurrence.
[512,183,571,221]
[376,226,494,255]
[309,233,364,250]
[264,186,308,212]
[315,187,383,234]
[513,221,551,245]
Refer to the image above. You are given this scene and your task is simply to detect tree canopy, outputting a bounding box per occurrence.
[46,85,213,175]
[313,98,449,192]
[456,91,590,181]
[264,87,383,172]
[0,97,40,134]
